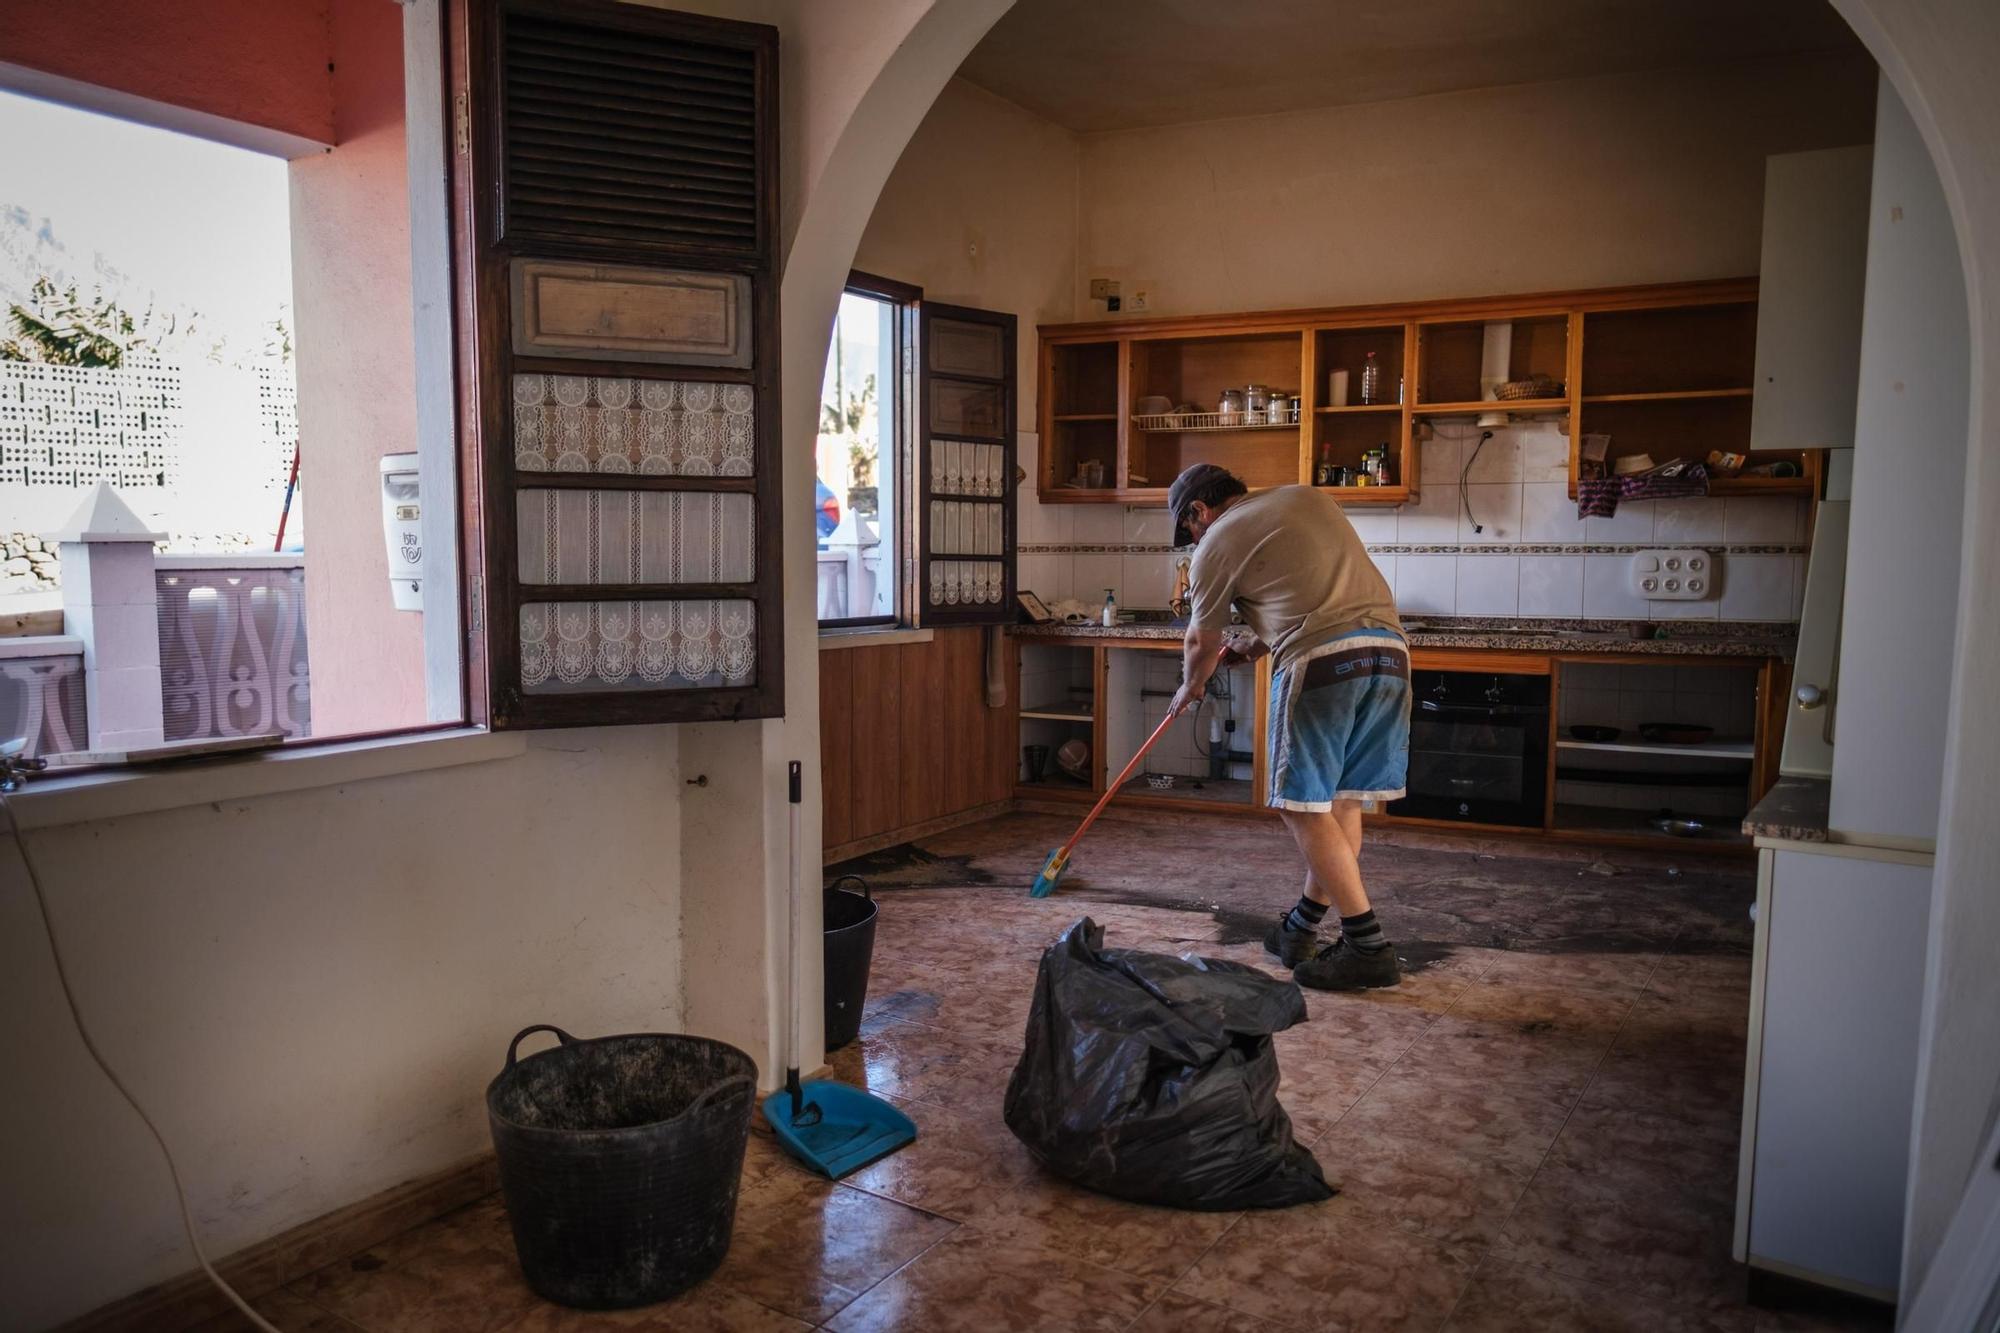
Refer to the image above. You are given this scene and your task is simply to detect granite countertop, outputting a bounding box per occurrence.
[1014,615,1796,659]
[1742,775,1830,842]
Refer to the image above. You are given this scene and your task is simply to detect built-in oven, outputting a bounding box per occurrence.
[1388,670,1550,827]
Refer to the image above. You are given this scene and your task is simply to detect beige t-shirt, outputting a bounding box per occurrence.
[1188,485,1401,669]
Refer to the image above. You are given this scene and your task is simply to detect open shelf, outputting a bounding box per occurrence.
[1021,706,1093,722]
[1416,314,1568,406]
[1316,403,1402,415]
[1415,398,1569,416]
[1581,389,1754,404]
[1557,737,1754,759]
[1581,302,1757,396]
[1553,802,1750,845]
[1051,412,1117,422]
[1119,775,1257,806]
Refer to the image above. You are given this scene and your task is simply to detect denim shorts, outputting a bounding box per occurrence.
[1266,630,1411,811]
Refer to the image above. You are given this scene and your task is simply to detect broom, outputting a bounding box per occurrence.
[1030,709,1182,898]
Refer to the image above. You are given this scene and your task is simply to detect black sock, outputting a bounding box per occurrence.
[1284,896,1329,934]
[1340,910,1389,953]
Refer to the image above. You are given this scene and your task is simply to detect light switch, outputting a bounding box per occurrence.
[1631,548,1716,600]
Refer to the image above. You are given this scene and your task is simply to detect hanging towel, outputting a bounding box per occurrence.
[1577,460,1709,518]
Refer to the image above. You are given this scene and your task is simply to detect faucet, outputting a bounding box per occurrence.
[1170,557,1193,618]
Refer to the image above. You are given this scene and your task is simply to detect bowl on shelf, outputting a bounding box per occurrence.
[1134,394,1174,416]
[1651,813,1707,837]
[1055,738,1091,781]
[1568,724,1621,743]
[1639,722,1713,745]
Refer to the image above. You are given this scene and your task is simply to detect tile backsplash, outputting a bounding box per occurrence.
[1017,422,1810,623]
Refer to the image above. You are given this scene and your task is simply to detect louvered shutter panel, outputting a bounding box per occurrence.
[454,0,781,728]
[917,302,1017,626]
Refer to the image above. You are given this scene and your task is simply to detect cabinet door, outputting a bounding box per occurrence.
[1746,848,1930,1294]
[918,302,1016,625]
[1748,145,1872,454]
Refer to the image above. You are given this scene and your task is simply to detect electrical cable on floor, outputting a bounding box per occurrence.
[0,789,284,1333]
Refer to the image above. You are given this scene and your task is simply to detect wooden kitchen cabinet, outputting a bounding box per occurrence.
[1036,277,1823,507]
[1015,630,1789,853]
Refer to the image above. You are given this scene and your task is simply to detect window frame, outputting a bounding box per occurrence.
[450,0,786,729]
[817,269,921,633]
[0,0,467,785]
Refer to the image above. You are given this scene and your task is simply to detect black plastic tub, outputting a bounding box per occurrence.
[823,875,879,1052]
[487,1025,756,1309]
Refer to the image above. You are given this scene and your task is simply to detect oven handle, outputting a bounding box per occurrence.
[1417,701,1549,719]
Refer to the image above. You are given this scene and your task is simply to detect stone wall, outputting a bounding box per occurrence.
[1,533,58,594]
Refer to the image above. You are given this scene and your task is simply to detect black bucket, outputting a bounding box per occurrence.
[486,1025,757,1309]
[823,874,879,1052]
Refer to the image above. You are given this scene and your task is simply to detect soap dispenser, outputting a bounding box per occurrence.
[1101,587,1118,627]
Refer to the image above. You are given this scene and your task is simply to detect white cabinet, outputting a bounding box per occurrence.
[1737,844,1931,1298]
[1748,144,1872,455]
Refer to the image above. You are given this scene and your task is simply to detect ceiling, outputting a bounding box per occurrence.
[956,0,1867,133]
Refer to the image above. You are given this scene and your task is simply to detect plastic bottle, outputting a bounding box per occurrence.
[1360,351,1381,405]
[1209,715,1228,779]
[1315,442,1334,486]
[1102,588,1118,627]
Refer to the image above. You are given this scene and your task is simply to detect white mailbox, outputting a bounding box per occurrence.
[379,453,423,612]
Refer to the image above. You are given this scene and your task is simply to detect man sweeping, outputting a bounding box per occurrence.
[1166,464,1408,990]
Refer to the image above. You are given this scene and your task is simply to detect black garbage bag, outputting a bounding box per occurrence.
[1002,917,1334,1211]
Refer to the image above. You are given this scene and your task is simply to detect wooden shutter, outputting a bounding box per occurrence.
[917,302,1016,626]
[452,0,781,728]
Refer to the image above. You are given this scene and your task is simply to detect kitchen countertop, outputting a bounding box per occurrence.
[1742,776,1831,842]
[1014,615,1796,659]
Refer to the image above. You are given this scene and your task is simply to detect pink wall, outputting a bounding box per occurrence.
[290,0,429,735]
[0,0,335,145]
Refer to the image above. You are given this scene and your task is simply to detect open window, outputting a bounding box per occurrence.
[817,271,918,629]
[453,0,783,728]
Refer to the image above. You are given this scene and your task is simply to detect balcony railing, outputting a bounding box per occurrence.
[156,555,311,742]
[0,637,86,757]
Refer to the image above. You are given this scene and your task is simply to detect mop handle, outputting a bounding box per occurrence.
[787,761,803,1119]
[1055,709,1181,861]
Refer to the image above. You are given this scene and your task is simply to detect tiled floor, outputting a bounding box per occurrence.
[206,812,1890,1332]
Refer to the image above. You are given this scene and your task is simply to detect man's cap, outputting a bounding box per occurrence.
[1168,463,1235,547]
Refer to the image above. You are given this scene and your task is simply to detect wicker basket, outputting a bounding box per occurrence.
[1494,376,1563,401]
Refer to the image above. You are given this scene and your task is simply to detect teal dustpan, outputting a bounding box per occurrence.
[762,1076,916,1180]
[766,763,916,1180]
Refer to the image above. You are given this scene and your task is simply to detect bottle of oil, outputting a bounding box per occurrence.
[1360,351,1381,405]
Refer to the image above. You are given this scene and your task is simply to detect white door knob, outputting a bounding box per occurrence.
[1796,683,1826,709]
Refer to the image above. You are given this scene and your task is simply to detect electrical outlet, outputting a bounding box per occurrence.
[1129,284,1152,313]
[1088,277,1115,300]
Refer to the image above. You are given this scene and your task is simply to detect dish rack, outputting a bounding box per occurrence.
[1131,410,1299,433]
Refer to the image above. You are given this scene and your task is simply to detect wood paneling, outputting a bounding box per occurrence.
[847,642,901,839]
[897,639,946,829]
[819,647,853,848]
[820,627,1017,853]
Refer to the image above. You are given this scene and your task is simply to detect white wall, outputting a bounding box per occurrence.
[854,77,1080,421]
[1827,83,1968,844]
[852,58,1867,624]
[0,730,685,1329]
[1076,53,1878,319]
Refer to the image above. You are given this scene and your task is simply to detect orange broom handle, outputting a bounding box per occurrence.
[1052,708,1182,862]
